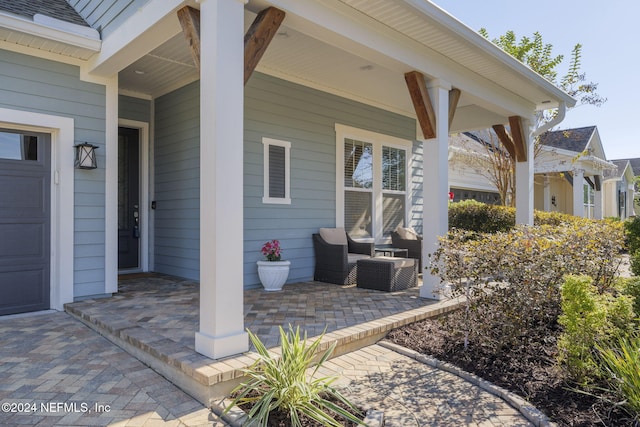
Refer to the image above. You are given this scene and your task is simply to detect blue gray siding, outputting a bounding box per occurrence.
[0,49,107,298]
[152,73,415,286]
[68,0,149,38]
[153,81,200,280]
[119,95,150,123]
[244,73,416,286]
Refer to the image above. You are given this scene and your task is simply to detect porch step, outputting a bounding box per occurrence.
[65,296,461,406]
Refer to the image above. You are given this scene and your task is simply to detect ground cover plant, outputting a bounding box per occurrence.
[225,325,364,427]
[390,210,640,426]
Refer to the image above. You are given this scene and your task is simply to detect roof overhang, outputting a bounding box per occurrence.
[0,11,100,60]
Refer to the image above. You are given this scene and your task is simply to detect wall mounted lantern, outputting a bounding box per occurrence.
[74,142,98,169]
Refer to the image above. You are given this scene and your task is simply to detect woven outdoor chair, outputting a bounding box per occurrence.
[312,228,374,285]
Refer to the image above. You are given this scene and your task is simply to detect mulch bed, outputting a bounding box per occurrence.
[387,313,637,427]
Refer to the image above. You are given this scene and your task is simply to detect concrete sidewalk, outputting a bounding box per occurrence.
[0,311,538,426]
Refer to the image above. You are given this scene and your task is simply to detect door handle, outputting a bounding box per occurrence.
[133,204,140,238]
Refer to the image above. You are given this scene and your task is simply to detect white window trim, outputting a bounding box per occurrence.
[262,137,291,205]
[335,124,411,243]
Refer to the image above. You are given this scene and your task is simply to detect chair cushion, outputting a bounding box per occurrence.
[372,256,415,268]
[319,227,348,245]
[348,253,371,263]
[395,226,420,240]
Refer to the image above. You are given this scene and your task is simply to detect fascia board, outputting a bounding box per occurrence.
[87,0,184,77]
[0,11,101,51]
[401,0,576,109]
[264,0,536,118]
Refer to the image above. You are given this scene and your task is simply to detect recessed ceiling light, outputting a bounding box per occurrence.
[541,100,551,104]
[134,70,145,75]
[359,65,374,71]
[277,30,290,38]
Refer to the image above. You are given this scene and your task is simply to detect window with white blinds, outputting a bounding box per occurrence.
[336,124,410,242]
[262,137,291,204]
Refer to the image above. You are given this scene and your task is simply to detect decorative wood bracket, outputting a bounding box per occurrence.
[404,71,436,139]
[508,115,527,162]
[177,6,285,86]
[177,6,201,71]
[492,124,517,160]
[594,175,602,191]
[448,88,461,131]
[244,7,286,85]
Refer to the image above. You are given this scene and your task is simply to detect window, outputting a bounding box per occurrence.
[336,124,410,242]
[583,182,594,218]
[0,130,38,161]
[262,138,291,204]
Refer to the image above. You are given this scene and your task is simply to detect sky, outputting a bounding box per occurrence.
[431,0,639,160]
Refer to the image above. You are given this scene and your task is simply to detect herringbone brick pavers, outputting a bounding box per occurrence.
[0,312,227,426]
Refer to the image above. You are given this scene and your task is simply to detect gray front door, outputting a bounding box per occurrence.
[0,129,51,315]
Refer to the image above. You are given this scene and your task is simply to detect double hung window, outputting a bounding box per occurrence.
[336,124,410,242]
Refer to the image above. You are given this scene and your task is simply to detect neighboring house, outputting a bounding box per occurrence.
[603,159,636,219]
[610,157,640,216]
[534,126,616,219]
[448,132,501,204]
[0,0,575,359]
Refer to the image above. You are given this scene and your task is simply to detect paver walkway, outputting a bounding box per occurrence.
[0,311,226,427]
[1,310,536,426]
[320,344,534,427]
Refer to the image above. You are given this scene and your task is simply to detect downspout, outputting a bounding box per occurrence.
[533,101,566,137]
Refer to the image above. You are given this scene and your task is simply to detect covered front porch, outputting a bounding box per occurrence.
[65,274,460,405]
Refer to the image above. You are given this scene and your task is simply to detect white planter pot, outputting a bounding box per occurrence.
[257,260,291,291]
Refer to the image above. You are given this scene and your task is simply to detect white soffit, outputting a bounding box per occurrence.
[0,11,100,60]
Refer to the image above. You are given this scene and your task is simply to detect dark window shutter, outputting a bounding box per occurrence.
[269,144,286,198]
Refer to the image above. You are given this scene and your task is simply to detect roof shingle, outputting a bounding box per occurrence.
[538,126,597,153]
[0,0,88,27]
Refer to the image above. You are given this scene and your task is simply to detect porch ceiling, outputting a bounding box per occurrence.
[118,0,574,133]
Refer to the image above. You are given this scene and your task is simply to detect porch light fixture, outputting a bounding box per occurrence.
[74,142,99,169]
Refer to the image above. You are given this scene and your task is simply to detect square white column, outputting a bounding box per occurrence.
[515,120,534,225]
[421,81,450,300]
[594,189,603,219]
[572,169,585,217]
[196,0,248,359]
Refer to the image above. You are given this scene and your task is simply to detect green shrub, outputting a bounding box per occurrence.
[596,331,640,420]
[557,275,635,383]
[225,325,362,427]
[624,216,640,254]
[430,220,625,355]
[448,200,514,233]
[448,199,590,234]
[632,252,640,277]
[620,277,640,318]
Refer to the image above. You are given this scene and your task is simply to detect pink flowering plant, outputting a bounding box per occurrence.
[261,240,282,261]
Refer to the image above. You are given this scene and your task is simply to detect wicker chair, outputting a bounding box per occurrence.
[313,229,374,285]
[390,228,423,270]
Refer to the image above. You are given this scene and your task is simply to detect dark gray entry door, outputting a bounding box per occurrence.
[118,127,140,269]
[0,129,51,315]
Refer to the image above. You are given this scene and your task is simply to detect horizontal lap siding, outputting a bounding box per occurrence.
[152,73,415,287]
[68,0,149,38]
[153,81,200,280]
[119,95,150,123]
[0,49,106,298]
[244,73,416,287]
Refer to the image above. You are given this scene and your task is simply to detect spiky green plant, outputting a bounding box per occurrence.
[225,325,364,427]
[596,332,640,421]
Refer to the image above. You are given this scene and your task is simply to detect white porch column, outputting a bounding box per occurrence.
[421,80,450,300]
[572,169,585,217]
[196,0,248,359]
[515,121,534,225]
[543,175,551,212]
[594,187,603,219]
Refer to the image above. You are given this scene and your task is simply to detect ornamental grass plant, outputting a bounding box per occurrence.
[225,325,364,427]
